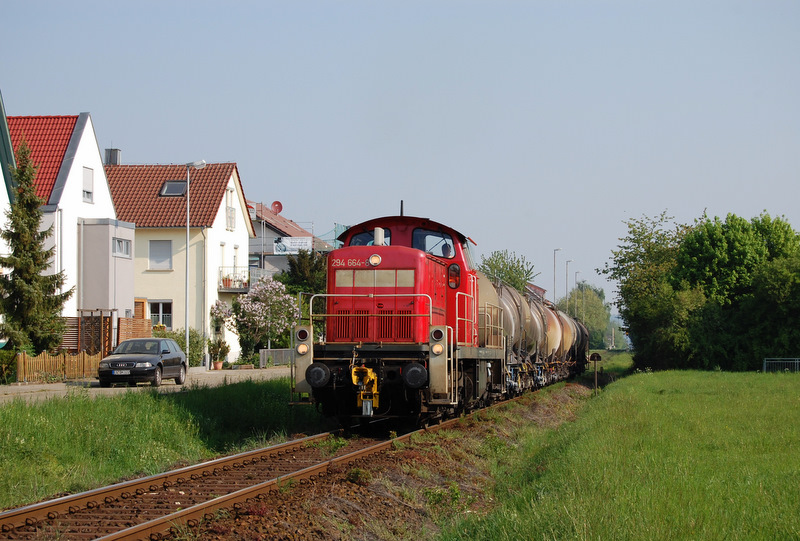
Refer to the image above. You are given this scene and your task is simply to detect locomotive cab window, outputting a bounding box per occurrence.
[350,228,391,246]
[461,240,477,269]
[412,229,455,259]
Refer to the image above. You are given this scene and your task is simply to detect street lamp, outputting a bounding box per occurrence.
[186,160,206,361]
[574,270,581,318]
[553,248,561,302]
[565,260,573,313]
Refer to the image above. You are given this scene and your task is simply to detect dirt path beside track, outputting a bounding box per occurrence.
[0,366,290,404]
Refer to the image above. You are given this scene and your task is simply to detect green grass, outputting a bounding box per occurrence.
[0,377,335,509]
[440,370,800,541]
[595,349,634,376]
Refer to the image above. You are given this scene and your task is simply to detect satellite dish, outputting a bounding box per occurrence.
[271,201,283,214]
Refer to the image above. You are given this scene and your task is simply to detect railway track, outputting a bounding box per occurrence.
[0,426,417,540]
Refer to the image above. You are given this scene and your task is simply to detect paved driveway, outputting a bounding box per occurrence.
[0,366,291,405]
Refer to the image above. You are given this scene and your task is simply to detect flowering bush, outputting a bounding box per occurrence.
[213,278,299,357]
[210,300,232,327]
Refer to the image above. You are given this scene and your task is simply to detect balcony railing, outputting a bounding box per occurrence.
[219,267,250,292]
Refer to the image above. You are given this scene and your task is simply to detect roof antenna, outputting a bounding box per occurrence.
[400,200,404,216]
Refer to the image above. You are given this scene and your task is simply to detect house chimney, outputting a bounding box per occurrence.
[104,148,121,165]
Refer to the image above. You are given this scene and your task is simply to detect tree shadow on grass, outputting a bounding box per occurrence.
[155,378,337,453]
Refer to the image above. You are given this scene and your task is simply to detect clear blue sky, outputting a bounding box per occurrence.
[3,1,798,308]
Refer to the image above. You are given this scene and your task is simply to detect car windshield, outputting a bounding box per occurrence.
[114,340,160,355]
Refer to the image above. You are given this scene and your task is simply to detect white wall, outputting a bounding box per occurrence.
[42,114,118,316]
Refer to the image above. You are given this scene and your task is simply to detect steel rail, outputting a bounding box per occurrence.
[0,431,336,534]
[98,422,454,540]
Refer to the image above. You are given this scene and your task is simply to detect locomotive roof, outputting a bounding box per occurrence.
[338,215,469,244]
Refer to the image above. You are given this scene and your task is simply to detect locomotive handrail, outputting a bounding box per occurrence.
[481,301,504,349]
[455,291,476,346]
[454,273,479,346]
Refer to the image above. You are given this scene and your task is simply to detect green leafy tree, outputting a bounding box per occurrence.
[673,214,765,305]
[478,249,538,292]
[0,140,73,353]
[600,212,694,369]
[673,212,799,305]
[604,210,800,371]
[675,212,800,370]
[274,249,327,296]
[560,283,612,350]
[743,254,800,362]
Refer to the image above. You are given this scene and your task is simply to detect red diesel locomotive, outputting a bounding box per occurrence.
[291,215,588,425]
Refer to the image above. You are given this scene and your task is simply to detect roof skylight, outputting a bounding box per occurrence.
[160,180,187,197]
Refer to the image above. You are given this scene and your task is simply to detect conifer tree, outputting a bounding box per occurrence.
[0,139,73,353]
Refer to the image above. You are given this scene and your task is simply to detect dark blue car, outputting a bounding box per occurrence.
[98,338,187,387]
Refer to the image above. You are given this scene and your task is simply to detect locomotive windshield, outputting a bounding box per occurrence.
[349,228,391,246]
[412,228,455,259]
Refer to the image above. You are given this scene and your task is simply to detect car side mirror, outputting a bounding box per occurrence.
[162,349,170,354]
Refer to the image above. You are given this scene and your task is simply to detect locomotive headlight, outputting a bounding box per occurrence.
[368,254,382,266]
[431,343,444,356]
[430,328,445,342]
[296,343,309,355]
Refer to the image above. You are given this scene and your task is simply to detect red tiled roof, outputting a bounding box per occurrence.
[106,163,239,228]
[7,116,78,202]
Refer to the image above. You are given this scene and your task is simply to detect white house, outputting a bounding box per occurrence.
[5,114,135,320]
[106,161,255,364]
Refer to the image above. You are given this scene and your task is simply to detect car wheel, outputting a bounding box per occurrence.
[175,364,186,385]
[152,366,162,387]
[99,379,111,388]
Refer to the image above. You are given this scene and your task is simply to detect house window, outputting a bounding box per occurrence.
[150,301,172,329]
[113,237,131,258]
[160,180,187,196]
[226,188,235,231]
[83,167,94,203]
[149,240,172,270]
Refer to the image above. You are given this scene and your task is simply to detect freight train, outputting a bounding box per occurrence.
[291,215,588,425]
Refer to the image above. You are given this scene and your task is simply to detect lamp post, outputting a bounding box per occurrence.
[186,160,206,361]
[574,270,581,319]
[553,248,561,302]
[565,260,573,313]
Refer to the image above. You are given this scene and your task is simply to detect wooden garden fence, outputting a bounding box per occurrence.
[16,350,104,383]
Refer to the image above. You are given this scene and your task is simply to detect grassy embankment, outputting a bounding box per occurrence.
[441,352,800,540]
[0,378,335,509]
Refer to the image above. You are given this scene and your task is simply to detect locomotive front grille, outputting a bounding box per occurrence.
[331,310,350,339]
[353,310,369,339]
[330,308,415,342]
[378,310,392,339]
[396,310,412,339]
